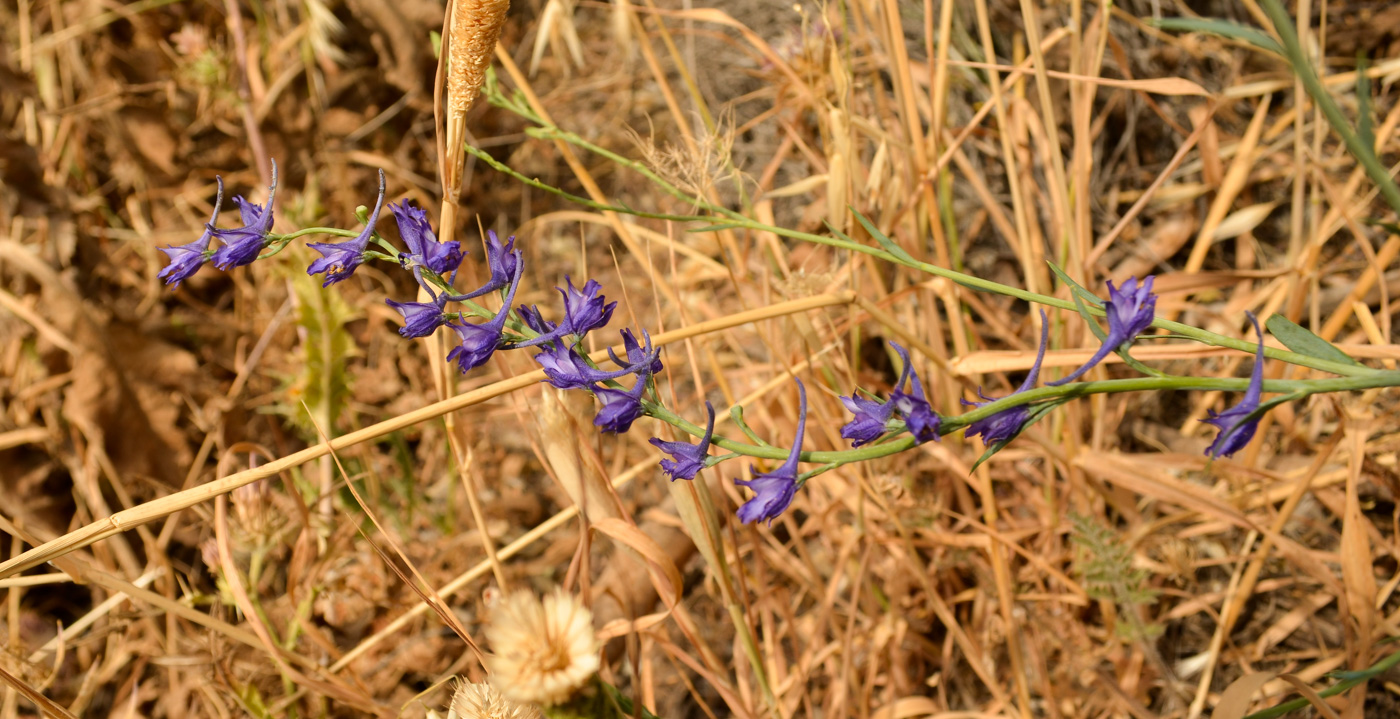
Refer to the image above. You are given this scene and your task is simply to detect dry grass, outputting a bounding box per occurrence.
[3,0,1400,717]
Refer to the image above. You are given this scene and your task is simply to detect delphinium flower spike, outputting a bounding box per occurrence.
[1049,276,1158,386]
[1202,312,1268,459]
[735,380,806,525]
[306,170,386,286]
[157,177,223,289]
[962,310,1048,446]
[390,199,464,276]
[210,159,279,270]
[592,329,663,434]
[446,249,523,373]
[650,401,716,481]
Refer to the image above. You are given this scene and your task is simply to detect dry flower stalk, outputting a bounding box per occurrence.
[485,588,600,705]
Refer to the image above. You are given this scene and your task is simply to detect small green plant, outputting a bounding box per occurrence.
[1070,513,1161,642]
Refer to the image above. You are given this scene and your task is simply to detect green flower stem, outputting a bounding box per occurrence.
[641,371,1400,466]
[270,226,362,242]
[1258,0,1400,219]
[463,144,705,225]
[475,111,1378,379]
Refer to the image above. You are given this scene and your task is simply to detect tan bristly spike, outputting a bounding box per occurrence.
[0,292,854,579]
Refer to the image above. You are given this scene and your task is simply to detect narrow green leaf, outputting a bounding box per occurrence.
[1071,291,1108,342]
[1047,260,1105,307]
[1114,346,1168,378]
[1362,218,1400,236]
[1151,17,1283,54]
[1265,314,1364,367]
[851,208,917,264]
[1358,52,1375,151]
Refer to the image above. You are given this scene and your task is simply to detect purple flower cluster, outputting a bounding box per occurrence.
[157,163,283,288]
[839,342,941,446]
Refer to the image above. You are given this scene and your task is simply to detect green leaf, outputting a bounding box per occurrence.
[1071,291,1108,342]
[1265,314,1364,367]
[1358,52,1375,151]
[851,208,917,264]
[1047,260,1105,308]
[1362,218,1400,236]
[1151,17,1283,54]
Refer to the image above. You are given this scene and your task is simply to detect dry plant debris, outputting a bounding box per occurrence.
[2,0,1400,717]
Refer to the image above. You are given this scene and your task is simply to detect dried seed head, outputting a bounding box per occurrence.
[448,680,542,719]
[448,0,511,120]
[484,588,599,705]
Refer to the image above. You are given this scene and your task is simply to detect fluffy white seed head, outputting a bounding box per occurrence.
[484,588,600,705]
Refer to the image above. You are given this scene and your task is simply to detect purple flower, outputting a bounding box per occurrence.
[889,342,941,443]
[608,328,663,376]
[518,304,558,335]
[534,344,640,390]
[307,170,385,287]
[838,342,940,446]
[1202,312,1267,459]
[451,231,519,301]
[506,277,619,348]
[158,177,224,289]
[560,276,616,337]
[210,160,279,270]
[962,310,1048,446]
[735,380,807,525]
[649,402,716,481]
[594,381,647,434]
[390,200,463,276]
[1050,276,1158,386]
[839,395,892,447]
[591,328,662,433]
[445,249,523,373]
[385,293,451,338]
